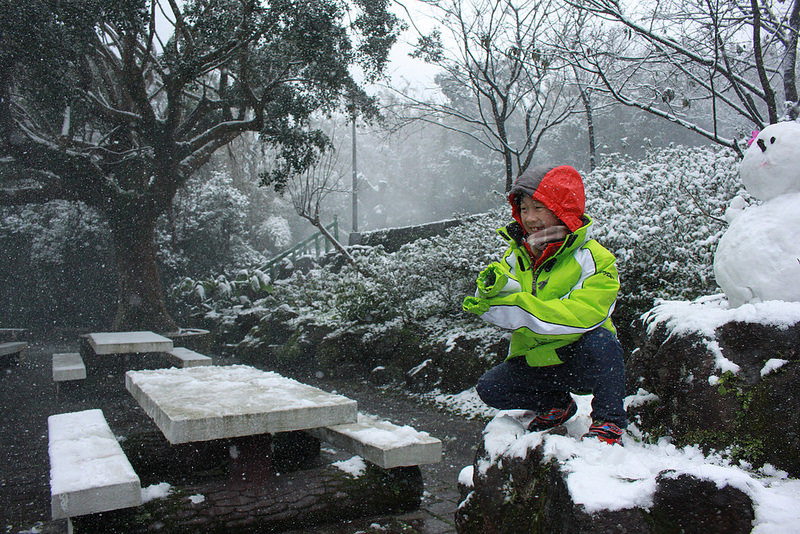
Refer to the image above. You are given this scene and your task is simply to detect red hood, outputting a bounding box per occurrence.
[508,165,586,232]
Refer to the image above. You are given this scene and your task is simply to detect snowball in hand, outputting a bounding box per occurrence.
[740,121,800,201]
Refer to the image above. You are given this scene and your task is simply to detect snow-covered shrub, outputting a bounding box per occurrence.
[587,145,743,328]
[157,170,267,282]
[259,215,293,250]
[0,201,116,330]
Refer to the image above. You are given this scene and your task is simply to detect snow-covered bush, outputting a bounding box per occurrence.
[182,144,742,361]
[158,171,268,281]
[587,145,743,329]
[0,201,116,330]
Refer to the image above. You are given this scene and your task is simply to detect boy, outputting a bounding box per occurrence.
[462,165,626,445]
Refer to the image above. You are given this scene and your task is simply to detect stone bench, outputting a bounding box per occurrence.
[52,353,86,382]
[0,341,28,366]
[307,413,442,469]
[167,347,212,368]
[48,409,142,520]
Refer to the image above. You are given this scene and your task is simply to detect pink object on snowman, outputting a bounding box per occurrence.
[713,120,800,307]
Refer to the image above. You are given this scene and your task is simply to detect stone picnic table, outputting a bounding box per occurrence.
[124,364,358,444]
[84,331,174,355]
[53,362,442,531]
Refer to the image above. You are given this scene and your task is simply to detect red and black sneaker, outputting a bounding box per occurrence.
[527,400,578,432]
[582,421,624,445]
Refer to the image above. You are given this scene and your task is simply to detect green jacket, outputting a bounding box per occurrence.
[463,216,619,367]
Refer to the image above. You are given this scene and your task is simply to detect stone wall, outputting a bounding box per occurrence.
[348,215,483,253]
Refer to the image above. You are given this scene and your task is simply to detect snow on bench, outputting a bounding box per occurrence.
[52,353,86,382]
[307,413,442,469]
[167,347,212,368]
[48,409,141,520]
[0,341,27,364]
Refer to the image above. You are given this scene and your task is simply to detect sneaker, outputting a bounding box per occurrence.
[527,400,577,432]
[582,421,624,445]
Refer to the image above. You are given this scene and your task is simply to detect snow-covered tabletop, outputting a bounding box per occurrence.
[125,365,358,444]
[86,331,174,355]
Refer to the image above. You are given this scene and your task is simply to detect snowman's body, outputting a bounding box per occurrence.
[713,121,800,307]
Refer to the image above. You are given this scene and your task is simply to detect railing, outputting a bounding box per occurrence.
[261,217,339,277]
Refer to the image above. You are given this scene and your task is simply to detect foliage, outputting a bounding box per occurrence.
[156,170,268,281]
[179,144,742,357]
[0,0,401,330]
[586,144,745,326]
[0,201,116,330]
[0,165,277,331]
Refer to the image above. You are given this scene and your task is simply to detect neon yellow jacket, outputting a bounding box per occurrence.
[463,216,619,367]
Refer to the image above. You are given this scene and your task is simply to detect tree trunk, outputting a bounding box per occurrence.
[110,219,177,332]
[579,83,598,171]
[784,0,800,119]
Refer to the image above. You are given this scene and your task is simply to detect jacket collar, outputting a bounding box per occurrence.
[497,216,593,268]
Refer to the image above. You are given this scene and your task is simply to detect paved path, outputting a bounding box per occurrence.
[0,341,485,534]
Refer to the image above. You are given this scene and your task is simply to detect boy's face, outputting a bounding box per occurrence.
[519,195,560,235]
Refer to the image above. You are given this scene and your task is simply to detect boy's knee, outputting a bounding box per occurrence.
[476,370,508,407]
[475,374,493,403]
[582,328,623,360]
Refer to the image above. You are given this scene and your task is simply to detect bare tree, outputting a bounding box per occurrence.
[288,126,362,269]
[565,0,800,153]
[396,0,580,191]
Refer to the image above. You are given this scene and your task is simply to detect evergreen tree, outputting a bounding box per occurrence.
[0,0,399,330]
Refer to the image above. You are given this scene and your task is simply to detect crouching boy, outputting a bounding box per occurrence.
[463,165,626,445]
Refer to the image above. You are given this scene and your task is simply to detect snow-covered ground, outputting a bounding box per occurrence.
[446,390,799,532]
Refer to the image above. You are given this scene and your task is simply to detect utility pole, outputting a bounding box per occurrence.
[351,103,358,234]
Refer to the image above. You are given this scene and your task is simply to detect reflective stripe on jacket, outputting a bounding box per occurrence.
[463,215,619,367]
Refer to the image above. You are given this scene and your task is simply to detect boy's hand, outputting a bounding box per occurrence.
[462,296,490,315]
[476,263,508,298]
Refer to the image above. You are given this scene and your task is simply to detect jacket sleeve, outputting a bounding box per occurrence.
[464,246,618,337]
[474,261,522,298]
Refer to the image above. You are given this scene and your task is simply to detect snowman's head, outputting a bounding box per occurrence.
[740,120,800,201]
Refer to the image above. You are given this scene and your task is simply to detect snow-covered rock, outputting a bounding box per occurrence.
[631,297,800,478]
[455,410,757,533]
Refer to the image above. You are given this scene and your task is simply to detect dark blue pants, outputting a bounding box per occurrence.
[476,328,626,428]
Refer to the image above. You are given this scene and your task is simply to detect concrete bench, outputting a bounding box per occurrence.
[48,409,142,520]
[0,341,28,365]
[52,353,86,382]
[167,347,212,367]
[307,413,442,469]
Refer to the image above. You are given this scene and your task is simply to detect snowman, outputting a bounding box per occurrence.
[713,120,800,307]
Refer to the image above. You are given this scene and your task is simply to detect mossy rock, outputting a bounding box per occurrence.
[744,363,800,475]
